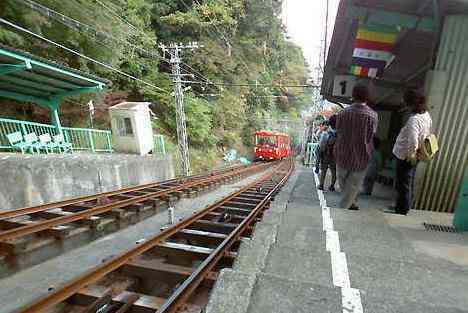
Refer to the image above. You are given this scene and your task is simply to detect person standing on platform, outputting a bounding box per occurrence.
[318,118,337,191]
[335,85,378,210]
[390,90,432,215]
[314,122,329,174]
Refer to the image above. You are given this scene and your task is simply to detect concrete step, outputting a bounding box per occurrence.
[346,252,468,310]
[289,173,319,201]
[263,243,333,288]
[290,192,319,201]
[205,269,256,313]
[330,207,388,224]
[283,197,322,215]
[275,224,325,250]
[281,207,323,225]
[361,293,468,313]
[337,226,416,261]
[247,273,342,313]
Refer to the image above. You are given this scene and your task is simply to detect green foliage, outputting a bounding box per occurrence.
[0,0,312,173]
[185,94,216,147]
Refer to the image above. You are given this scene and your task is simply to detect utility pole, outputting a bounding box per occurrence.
[322,0,330,103]
[324,0,330,70]
[88,100,94,129]
[160,42,199,176]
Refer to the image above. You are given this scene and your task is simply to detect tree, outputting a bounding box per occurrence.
[0,0,312,172]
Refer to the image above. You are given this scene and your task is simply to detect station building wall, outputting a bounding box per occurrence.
[415,15,468,213]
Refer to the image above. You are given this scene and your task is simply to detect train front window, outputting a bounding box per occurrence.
[256,136,277,147]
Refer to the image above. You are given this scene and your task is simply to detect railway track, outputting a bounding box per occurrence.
[0,162,270,276]
[17,159,293,313]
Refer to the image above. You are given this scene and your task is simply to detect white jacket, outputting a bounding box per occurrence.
[393,111,432,161]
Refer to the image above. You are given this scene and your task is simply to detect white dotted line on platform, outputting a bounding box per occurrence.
[314,173,364,313]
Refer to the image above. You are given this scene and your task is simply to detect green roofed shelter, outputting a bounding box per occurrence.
[0,44,108,135]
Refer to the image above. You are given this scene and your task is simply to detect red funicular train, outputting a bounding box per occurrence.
[254,130,291,161]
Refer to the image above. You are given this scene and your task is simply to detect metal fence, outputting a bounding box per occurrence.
[153,134,166,155]
[0,117,112,153]
[304,142,318,167]
[63,127,112,153]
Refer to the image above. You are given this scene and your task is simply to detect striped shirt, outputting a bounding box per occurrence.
[335,103,378,171]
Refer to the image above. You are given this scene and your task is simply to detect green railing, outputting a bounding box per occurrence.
[153,134,166,155]
[0,117,57,149]
[63,127,112,153]
[304,142,318,167]
[0,117,112,153]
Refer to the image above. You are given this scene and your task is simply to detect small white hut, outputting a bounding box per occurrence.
[109,102,154,155]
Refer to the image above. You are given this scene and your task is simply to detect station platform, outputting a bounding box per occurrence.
[206,165,468,313]
[0,152,174,211]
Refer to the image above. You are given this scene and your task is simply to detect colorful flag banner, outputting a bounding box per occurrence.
[350,65,379,78]
[349,24,399,78]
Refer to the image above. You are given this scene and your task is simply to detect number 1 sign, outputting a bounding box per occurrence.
[332,75,357,98]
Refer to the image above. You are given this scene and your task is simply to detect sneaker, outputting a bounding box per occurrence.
[318,185,324,191]
[329,186,335,192]
[348,204,359,211]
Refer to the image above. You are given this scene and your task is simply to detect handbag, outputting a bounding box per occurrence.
[418,134,439,162]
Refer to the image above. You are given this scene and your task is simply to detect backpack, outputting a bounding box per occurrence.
[419,134,439,162]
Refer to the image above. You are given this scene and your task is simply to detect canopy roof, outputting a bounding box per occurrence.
[322,0,468,110]
[0,44,108,109]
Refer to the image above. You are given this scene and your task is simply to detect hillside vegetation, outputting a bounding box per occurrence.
[0,0,312,172]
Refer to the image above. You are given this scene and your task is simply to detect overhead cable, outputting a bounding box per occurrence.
[180,80,319,88]
[14,0,164,60]
[0,17,168,93]
[92,0,220,89]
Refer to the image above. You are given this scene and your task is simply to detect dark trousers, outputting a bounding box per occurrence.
[362,165,377,195]
[395,159,417,214]
[315,153,321,173]
[319,162,336,188]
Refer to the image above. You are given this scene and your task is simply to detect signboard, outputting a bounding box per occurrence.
[333,75,357,98]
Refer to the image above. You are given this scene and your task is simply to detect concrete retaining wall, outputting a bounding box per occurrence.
[0,153,175,211]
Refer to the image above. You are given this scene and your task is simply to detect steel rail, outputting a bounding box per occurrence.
[0,163,269,242]
[0,163,254,221]
[18,161,287,313]
[157,160,294,313]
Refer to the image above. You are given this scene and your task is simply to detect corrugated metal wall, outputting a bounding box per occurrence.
[415,15,468,213]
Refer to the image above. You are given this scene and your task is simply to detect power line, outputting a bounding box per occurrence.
[16,0,216,93]
[180,63,221,91]
[18,0,222,96]
[91,0,220,90]
[14,0,165,61]
[0,17,169,93]
[180,81,319,88]
[93,0,140,34]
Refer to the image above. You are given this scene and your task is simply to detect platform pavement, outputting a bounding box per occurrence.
[206,165,468,313]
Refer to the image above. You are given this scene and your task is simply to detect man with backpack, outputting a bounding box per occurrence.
[314,121,329,174]
[318,119,337,191]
